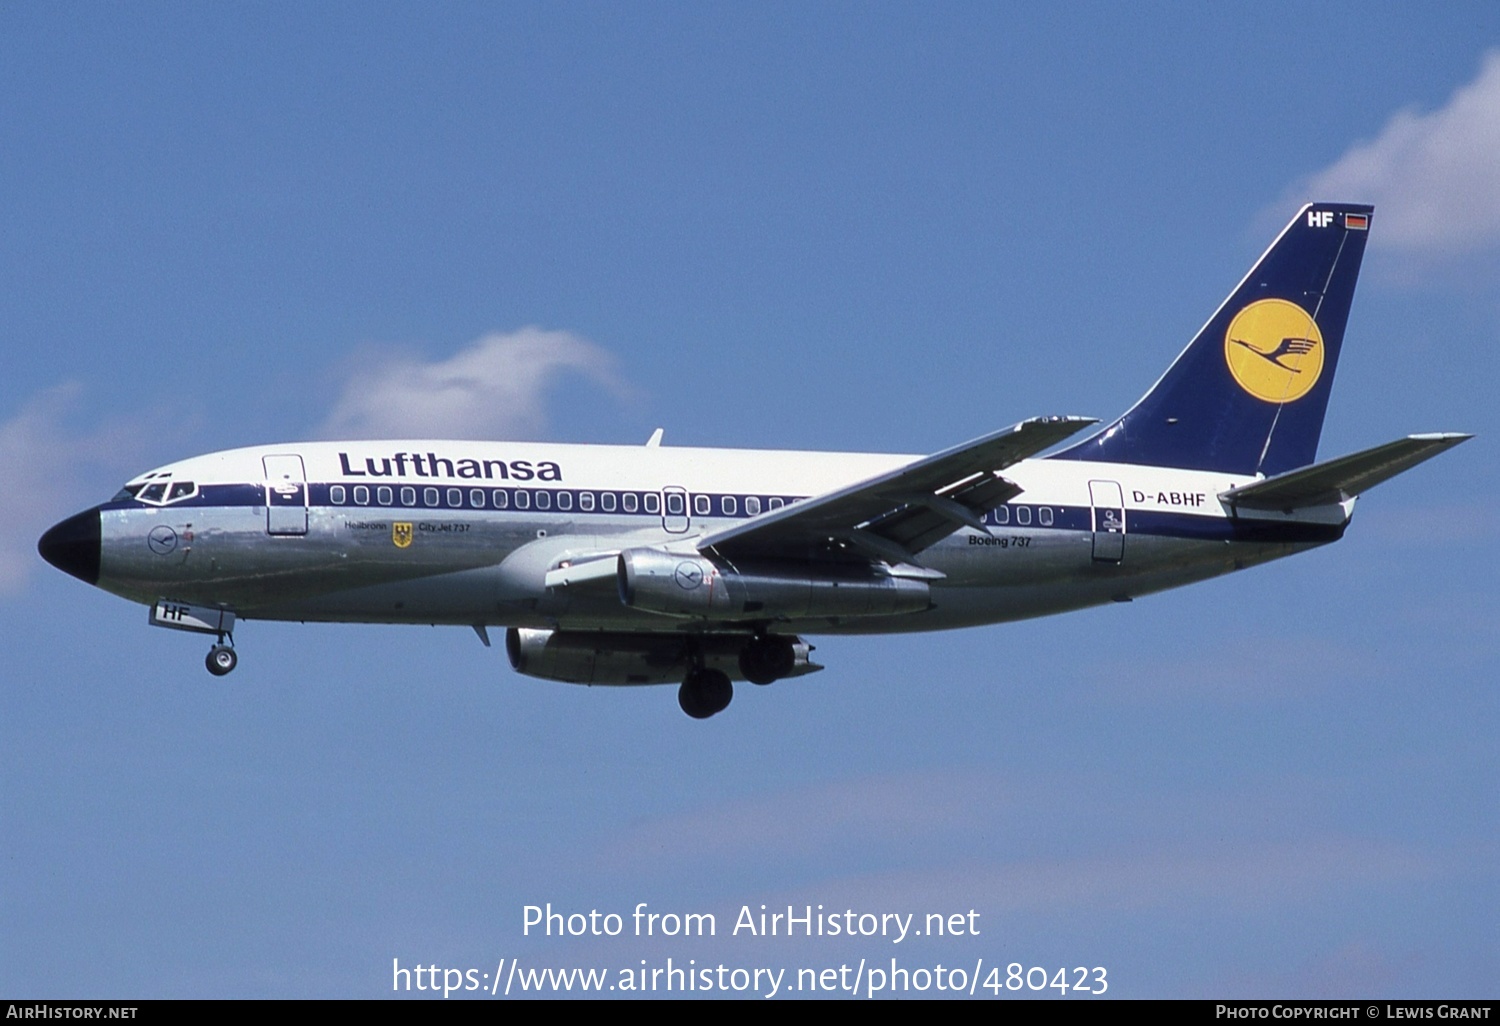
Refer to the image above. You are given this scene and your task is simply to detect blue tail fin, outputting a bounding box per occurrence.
[1051,203,1373,476]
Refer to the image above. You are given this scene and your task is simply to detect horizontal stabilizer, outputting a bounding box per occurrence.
[1220,433,1473,512]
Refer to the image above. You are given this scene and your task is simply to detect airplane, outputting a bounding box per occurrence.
[37,203,1471,718]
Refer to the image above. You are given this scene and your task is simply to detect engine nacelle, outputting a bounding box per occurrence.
[506,628,819,686]
[616,548,930,620]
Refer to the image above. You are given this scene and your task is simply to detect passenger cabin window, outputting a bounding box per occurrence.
[330,485,347,504]
[745,496,762,516]
[768,497,784,511]
[492,489,509,508]
[535,490,551,510]
[423,487,439,507]
[722,496,738,515]
[622,493,638,513]
[1039,507,1054,526]
[378,486,393,505]
[601,492,617,512]
[666,492,685,515]
[446,488,462,507]
[556,491,572,511]
[401,486,416,507]
[694,494,711,515]
[354,486,370,505]
[643,493,661,514]
[470,489,486,508]
[514,490,530,510]
[1016,506,1032,525]
[579,492,595,511]
[994,506,1009,525]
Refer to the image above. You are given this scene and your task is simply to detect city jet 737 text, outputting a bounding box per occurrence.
[39,204,1471,717]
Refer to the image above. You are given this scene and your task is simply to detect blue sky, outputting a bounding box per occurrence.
[2,4,1496,998]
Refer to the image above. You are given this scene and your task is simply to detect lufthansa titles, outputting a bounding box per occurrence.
[338,451,562,482]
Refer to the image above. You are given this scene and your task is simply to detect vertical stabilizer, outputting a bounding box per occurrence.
[1051,203,1373,475]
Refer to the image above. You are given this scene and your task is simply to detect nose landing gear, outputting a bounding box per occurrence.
[206,642,238,676]
[148,600,241,677]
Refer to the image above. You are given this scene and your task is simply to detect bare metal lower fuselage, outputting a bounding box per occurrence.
[92,493,1332,638]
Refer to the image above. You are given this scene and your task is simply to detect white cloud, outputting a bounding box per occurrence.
[318,327,629,440]
[1290,51,1500,254]
[0,384,146,596]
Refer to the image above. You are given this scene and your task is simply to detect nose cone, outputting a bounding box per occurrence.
[38,508,101,585]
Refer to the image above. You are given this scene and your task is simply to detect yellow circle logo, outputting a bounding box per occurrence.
[1223,298,1324,403]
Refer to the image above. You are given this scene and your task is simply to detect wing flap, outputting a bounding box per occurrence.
[867,472,1025,552]
[699,415,1094,559]
[1220,433,1473,512]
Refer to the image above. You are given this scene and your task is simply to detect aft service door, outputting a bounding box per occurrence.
[661,486,690,534]
[1088,479,1125,563]
[263,454,308,536]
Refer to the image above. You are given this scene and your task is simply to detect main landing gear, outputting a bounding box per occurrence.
[678,667,733,719]
[738,633,797,686]
[676,634,799,719]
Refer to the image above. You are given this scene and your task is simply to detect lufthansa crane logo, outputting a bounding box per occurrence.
[674,561,705,590]
[1223,298,1324,404]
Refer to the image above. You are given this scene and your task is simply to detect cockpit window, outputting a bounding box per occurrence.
[129,479,198,506]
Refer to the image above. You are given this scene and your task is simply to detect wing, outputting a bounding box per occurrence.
[697,416,1096,566]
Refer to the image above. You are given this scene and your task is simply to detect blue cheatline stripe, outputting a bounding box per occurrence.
[1126,509,1344,543]
[99,482,1342,544]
